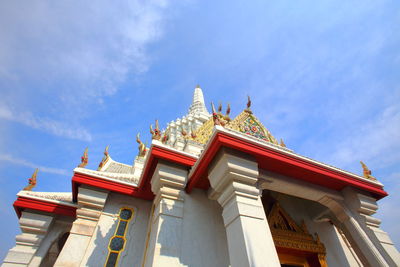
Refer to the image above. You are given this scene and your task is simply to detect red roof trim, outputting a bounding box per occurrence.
[13,196,76,218]
[72,173,153,202]
[72,145,197,203]
[138,145,197,193]
[186,131,388,199]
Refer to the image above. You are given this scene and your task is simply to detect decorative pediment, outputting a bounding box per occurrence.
[229,110,279,145]
[268,202,326,256]
[185,107,282,147]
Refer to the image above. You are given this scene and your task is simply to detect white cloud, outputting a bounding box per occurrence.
[0,0,172,136]
[321,104,400,171]
[0,104,92,141]
[0,154,69,176]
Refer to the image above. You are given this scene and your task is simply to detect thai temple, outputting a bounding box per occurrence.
[2,86,399,267]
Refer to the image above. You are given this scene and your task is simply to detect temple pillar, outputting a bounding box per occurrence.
[2,212,54,267]
[208,149,280,267]
[342,187,400,266]
[319,195,391,267]
[143,162,187,267]
[54,187,108,267]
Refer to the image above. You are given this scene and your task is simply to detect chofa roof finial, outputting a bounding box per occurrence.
[23,168,38,191]
[226,103,231,117]
[150,119,162,140]
[78,147,88,168]
[246,95,252,112]
[360,161,376,181]
[218,102,222,113]
[98,145,110,170]
[136,133,147,157]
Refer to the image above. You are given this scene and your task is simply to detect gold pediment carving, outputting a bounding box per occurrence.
[186,109,281,146]
[268,202,327,258]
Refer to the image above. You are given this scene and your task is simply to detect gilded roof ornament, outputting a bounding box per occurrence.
[161,128,170,144]
[78,147,88,168]
[211,102,221,126]
[23,168,38,191]
[246,95,252,113]
[218,102,223,113]
[136,133,147,157]
[191,124,197,138]
[98,145,110,170]
[360,161,377,181]
[150,119,162,140]
[280,139,286,148]
[226,103,231,117]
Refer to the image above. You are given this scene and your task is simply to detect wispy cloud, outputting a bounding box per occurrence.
[0,154,69,176]
[326,105,400,170]
[0,104,92,141]
[0,0,170,103]
[0,0,173,138]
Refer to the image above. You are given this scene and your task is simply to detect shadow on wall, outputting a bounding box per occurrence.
[85,218,115,267]
[40,232,70,267]
[145,189,230,267]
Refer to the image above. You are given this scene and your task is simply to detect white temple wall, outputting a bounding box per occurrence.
[180,188,230,267]
[80,193,152,267]
[35,218,73,267]
[275,193,362,267]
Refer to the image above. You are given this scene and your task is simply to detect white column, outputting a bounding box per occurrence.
[54,187,108,267]
[143,163,187,267]
[208,149,280,267]
[342,188,400,266]
[2,212,54,267]
[319,195,390,267]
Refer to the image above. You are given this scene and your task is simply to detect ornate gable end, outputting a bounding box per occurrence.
[186,116,215,144]
[185,108,283,147]
[267,202,327,257]
[228,110,279,145]
[268,202,305,233]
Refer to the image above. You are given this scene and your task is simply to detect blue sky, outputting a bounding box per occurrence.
[0,0,399,260]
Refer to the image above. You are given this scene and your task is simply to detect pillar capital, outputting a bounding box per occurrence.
[208,148,259,200]
[207,148,280,267]
[3,212,54,266]
[143,162,189,267]
[54,187,108,267]
[151,162,187,198]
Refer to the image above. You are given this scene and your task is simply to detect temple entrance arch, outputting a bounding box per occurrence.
[261,193,328,267]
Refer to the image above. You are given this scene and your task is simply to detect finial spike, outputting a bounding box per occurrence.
[136,133,147,157]
[23,168,38,191]
[247,95,252,110]
[226,103,231,116]
[78,147,89,168]
[360,161,376,180]
[218,102,222,113]
[98,145,110,170]
[211,102,216,114]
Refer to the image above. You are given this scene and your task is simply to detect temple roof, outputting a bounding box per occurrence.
[12,85,388,219]
[17,191,76,207]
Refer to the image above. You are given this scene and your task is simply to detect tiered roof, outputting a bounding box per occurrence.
[13,86,387,219]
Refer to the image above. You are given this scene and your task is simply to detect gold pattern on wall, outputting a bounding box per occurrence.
[105,207,134,267]
[268,202,328,267]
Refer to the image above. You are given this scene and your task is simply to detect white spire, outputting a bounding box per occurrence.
[188,85,209,115]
